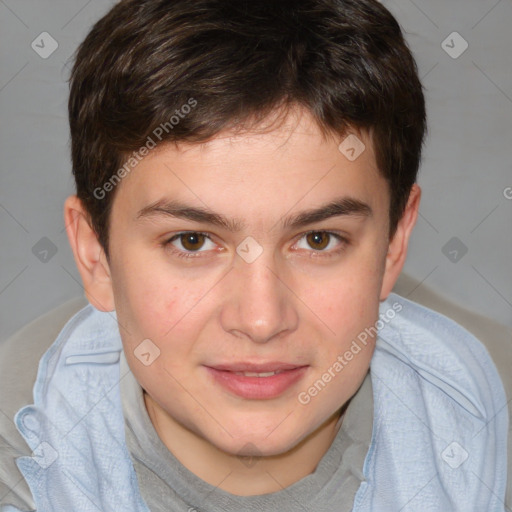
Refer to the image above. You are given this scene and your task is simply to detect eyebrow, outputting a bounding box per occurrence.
[136,196,372,232]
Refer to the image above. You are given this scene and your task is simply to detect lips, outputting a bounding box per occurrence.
[207,362,304,373]
[233,370,283,377]
[204,362,308,399]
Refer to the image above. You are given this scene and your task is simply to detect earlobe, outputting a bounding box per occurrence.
[379,184,421,301]
[63,195,115,312]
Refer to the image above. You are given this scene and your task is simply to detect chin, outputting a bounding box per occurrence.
[204,419,308,458]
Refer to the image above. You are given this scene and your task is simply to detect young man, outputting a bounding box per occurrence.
[0,0,509,510]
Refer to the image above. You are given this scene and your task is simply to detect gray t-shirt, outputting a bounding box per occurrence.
[119,351,373,512]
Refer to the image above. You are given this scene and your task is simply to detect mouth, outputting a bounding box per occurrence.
[204,362,309,400]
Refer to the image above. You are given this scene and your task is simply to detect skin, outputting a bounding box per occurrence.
[64,106,420,496]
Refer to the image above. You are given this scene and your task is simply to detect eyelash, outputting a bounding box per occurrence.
[161,230,350,260]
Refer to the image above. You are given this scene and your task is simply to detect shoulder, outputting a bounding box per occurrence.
[377,291,508,418]
[0,296,88,511]
[388,277,512,508]
[391,275,512,397]
[389,277,512,402]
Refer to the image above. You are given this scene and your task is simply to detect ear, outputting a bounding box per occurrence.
[379,184,421,301]
[63,195,115,312]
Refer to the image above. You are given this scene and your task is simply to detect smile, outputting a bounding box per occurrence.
[233,370,284,377]
[204,364,309,400]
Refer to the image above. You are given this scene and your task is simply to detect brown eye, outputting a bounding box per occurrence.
[179,232,206,251]
[294,230,349,258]
[162,231,217,260]
[306,232,330,250]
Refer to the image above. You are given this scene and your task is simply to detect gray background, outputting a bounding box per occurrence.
[1,0,511,342]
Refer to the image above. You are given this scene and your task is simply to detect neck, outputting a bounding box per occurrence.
[144,391,347,496]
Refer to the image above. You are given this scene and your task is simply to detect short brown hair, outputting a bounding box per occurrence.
[68,0,427,260]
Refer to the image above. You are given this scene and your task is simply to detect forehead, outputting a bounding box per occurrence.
[111,108,388,226]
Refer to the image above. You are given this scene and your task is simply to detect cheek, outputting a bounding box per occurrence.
[115,271,199,391]
[113,263,215,371]
[110,257,181,340]
[311,270,381,332]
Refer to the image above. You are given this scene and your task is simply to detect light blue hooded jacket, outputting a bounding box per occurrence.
[3,293,508,511]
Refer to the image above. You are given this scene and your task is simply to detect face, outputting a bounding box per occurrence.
[103,108,395,456]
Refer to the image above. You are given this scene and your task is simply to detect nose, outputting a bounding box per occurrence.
[220,250,299,344]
